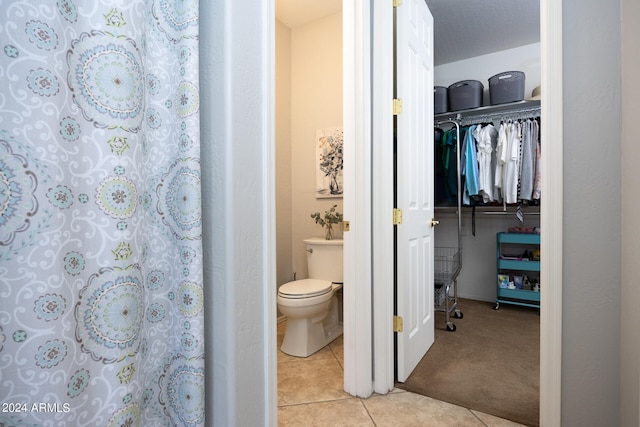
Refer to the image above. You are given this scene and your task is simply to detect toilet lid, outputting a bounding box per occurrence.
[278,279,332,299]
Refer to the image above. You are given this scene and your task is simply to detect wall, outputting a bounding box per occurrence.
[276,20,293,295]
[562,0,622,424]
[434,44,541,302]
[620,0,640,424]
[435,43,541,106]
[289,13,343,279]
[203,0,276,425]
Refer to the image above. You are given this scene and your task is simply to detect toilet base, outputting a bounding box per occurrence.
[280,295,343,358]
[280,320,343,358]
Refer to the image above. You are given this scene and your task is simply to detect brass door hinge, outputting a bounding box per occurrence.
[343,221,350,232]
[392,98,403,115]
[393,208,403,225]
[393,315,403,332]
[393,0,402,7]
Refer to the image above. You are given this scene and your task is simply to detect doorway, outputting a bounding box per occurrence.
[270,0,563,424]
[274,0,346,400]
[341,0,563,423]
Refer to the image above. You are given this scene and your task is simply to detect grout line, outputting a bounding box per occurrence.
[469,408,490,427]
[277,395,357,409]
[358,398,379,426]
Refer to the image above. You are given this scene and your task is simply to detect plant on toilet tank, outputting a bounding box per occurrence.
[310,205,343,240]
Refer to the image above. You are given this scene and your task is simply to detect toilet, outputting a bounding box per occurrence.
[277,237,343,357]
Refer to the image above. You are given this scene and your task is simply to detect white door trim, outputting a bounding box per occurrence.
[371,0,395,394]
[539,0,563,424]
[342,0,374,398]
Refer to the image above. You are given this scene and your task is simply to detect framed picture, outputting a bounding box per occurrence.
[315,127,343,198]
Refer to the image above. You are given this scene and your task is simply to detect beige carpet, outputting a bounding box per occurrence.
[397,298,540,427]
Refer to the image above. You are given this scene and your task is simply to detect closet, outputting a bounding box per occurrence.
[434,100,542,312]
[435,99,541,309]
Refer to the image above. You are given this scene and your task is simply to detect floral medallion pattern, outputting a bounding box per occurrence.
[68,30,145,132]
[0,131,52,261]
[160,354,205,427]
[0,3,203,426]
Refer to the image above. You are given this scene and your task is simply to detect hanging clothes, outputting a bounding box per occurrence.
[435,114,541,211]
[519,119,537,201]
[441,128,459,205]
[434,127,447,204]
[503,121,522,205]
[461,125,480,205]
[532,119,542,200]
[474,123,498,203]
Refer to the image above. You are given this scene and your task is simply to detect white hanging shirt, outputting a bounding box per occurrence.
[474,124,498,203]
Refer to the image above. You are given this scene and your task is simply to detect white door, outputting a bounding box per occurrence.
[395,0,435,383]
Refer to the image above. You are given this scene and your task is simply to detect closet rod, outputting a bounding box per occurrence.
[435,208,541,216]
[435,99,541,126]
[436,107,540,127]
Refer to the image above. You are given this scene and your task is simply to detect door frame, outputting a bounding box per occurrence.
[268,0,563,423]
[342,0,563,423]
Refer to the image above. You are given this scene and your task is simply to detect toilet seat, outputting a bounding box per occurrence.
[278,279,332,299]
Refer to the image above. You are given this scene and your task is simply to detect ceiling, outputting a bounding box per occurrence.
[275,0,540,66]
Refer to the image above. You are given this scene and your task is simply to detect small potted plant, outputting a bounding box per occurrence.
[310,205,343,240]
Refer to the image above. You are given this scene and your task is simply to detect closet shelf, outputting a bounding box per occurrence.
[435,99,540,124]
[435,206,540,215]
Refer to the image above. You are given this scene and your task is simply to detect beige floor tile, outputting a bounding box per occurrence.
[362,392,485,427]
[470,409,529,427]
[278,399,375,427]
[277,320,523,426]
[278,357,350,406]
[329,334,344,366]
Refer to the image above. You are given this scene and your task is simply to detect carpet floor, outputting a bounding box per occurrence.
[396,298,540,427]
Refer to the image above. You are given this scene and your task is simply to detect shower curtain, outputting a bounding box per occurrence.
[0,1,203,426]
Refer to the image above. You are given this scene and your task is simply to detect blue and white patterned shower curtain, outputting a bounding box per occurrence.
[0,1,203,426]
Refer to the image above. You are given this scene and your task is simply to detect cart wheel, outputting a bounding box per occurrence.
[453,310,463,319]
[494,302,500,310]
[446,322,456,332]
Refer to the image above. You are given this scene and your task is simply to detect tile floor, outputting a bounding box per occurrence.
[277,320,527,427]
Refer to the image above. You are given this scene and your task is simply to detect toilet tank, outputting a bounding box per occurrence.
[304,238,343,283]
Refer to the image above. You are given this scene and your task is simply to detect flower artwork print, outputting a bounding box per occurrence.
[0,2,204,426]
[316,127,344,198]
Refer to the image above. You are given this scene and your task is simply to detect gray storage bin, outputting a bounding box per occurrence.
[489,71,525,105]
[448,80,484,111]
[434,86,448,114]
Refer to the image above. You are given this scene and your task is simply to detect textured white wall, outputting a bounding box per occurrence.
[289,13,343,279]
[561,0,622,424]
[202,1,275,425]
[621,0,640,423]
[276,20,294,294]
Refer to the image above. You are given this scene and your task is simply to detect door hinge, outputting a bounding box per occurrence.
[342,221,350,232]
[393,315,403,332]
[393,208,403,225]
[392,98,403,115]
[393,0,402,7]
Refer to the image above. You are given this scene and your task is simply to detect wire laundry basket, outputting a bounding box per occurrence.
[434,246,463,331]
[434,247,461,284]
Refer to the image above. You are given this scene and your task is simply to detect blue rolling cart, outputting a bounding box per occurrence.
[495,232,540,310]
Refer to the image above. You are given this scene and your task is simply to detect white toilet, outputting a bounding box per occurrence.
[277,237,343,357]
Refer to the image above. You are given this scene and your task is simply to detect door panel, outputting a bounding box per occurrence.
[396,0,434,383]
